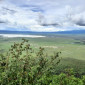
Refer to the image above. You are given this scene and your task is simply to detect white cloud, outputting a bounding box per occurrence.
[0,0,85,32]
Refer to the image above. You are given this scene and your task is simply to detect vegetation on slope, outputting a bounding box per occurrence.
[0,39,85,85]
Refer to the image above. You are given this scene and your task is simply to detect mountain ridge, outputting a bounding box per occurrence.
[0,30,85,34]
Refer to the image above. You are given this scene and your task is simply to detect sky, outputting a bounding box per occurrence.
[0,0,85,32]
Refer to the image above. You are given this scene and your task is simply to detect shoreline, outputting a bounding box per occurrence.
[0,34,46,38]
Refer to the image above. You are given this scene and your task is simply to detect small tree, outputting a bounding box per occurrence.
[0,39,61,85]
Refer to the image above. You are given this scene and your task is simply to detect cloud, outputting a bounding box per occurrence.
[0,0,85,32]
[70,12,85,27]
[2,7,16,14]
[0,20,6,23]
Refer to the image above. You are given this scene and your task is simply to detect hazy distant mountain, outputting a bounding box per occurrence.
[54,30,85,34]
[0,30,85,34]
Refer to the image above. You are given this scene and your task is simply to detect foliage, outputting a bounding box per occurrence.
[0,39,61,85]
[0,39,85,85]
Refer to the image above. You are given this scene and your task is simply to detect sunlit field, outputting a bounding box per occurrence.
[0,33,85,74]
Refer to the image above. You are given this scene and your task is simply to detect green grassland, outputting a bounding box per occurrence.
[0,34,85,74]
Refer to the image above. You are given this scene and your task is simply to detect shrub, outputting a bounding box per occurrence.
[0,39,85,85]
[0,39,61,85]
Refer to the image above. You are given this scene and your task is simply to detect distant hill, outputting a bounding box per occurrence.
[0,30,85,34]
[53,30,85,34]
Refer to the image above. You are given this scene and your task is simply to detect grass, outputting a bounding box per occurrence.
[0,34,85,74]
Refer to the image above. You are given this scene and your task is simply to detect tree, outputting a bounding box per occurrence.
[0,38,61,85]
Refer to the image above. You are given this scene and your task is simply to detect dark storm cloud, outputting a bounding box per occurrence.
[40,23,60,27]
[0,20,6,23]
[76,19,85,26]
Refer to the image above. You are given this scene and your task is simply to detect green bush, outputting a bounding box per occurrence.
[0,39,61,85]
[0,39,85,85]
